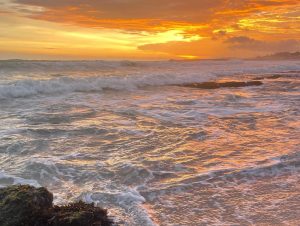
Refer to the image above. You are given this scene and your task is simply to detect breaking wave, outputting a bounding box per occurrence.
[0,74,212,99]
[0,60,299,99]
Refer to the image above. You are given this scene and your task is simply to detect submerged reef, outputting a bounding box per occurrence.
[180,80,263,89]
[0,185,114,226]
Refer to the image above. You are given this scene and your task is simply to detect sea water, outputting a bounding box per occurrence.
[0,60,299,225]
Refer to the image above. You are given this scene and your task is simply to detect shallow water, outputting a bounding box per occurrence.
[0,60,299,225]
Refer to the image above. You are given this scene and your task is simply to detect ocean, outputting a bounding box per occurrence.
[0,60,299,225]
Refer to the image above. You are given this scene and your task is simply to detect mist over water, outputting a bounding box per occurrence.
[0,60,300,225]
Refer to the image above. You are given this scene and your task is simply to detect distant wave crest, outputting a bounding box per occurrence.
[0,60,299,99]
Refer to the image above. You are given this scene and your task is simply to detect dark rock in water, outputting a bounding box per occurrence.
[0,185,53,226]
[253,74,283,80]
[0,185,114,226]
[180,81,263,89]
[51,201,113,226]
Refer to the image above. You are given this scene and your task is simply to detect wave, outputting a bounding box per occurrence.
[0,74,216,99]
[0,59,299,71]
[142,152,300,194]
[0,171,40,187]
[0,60,299,99]
[0,60,139,71]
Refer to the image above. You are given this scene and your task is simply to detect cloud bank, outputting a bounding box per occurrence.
[0,0,299,59]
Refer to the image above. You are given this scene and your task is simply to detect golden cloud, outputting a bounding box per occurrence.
[1,0,299,59]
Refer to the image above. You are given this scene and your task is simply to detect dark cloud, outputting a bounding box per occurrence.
[12,0,299,31]
[15,0,223,22]
[217,30,227,36]
[225,36,300,52]
[225,36,257,44]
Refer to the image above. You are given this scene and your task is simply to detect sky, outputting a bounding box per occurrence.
[0,0,299,60]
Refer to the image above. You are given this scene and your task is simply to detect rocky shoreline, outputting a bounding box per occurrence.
[0,185,114,226]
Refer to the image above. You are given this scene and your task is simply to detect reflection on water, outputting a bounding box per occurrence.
[0,65,299,225]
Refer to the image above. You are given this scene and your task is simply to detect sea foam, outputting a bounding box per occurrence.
[0,60,299,99]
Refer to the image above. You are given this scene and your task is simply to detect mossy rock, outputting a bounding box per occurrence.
[0,185,53,226]
[50,201,113,226]
[0,185,114,226]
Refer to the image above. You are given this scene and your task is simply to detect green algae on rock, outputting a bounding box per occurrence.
[0,185,53,226]
[0,185,114,226]
[50,201,113,226]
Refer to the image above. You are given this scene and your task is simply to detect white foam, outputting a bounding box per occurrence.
[0,171,40,187]
[0,60,299,99]
[80,188,157,226]
[116,187,146,205]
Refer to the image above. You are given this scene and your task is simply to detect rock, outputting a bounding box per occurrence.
[0,185,53,226]
[0,185,114,226]
[50,201,113,226]
[253,74,283,80]
[180,81,263,89]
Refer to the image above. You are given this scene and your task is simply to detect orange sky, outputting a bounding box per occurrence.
[0,0,299,59]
